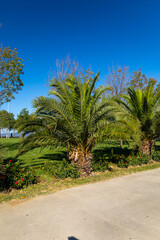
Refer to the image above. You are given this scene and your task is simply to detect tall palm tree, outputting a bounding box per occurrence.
[115,82,160,156]
[18,73,114,176]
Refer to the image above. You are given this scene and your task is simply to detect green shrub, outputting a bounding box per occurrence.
[12,169,39,189]
[128,155,150,166]
[110,153,129,167]
[92,152,109,172]
[0,158,5,176]
[110,153,150,168]
[127,155,139,166]
[153,151,160,162]
[43,159,80,179]
[117,159,129,168]
[0,159,39,190]
[0,141,6,176]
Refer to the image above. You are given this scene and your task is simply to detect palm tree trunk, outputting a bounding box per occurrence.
[149,140,155,159]
[140,139,154,156]
[68,149,93,177]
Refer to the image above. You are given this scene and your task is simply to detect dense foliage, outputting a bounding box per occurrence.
[17,73,118,176]
[110,153,151,168]
[0,159,39,190]
[92,151,109,172]
[0,47,24,105]
[115,82,160,155]
[14,108,33,134]
[0,110,15,137]
[43,159,80,179]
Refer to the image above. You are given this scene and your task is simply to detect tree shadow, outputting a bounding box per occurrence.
[68,237,79,240]
[154,145,160,151]
[93,146,132,158]
[39,151,67,161]
[2,141,19,151]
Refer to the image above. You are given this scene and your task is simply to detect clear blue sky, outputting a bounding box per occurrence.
[0,0,160,117]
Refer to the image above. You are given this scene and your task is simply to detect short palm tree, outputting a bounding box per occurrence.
[115,82,160,156]
[18,73,114,176]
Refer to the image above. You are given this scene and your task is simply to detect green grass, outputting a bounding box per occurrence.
[1,138,160,204]
[2,138,66,168]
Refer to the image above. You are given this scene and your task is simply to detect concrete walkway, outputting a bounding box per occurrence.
[1,168,160,240]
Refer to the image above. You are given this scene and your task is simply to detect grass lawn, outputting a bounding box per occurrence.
[2,138,66,167]
[0,138,160,204]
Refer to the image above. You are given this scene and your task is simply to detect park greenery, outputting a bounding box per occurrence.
[0,46,24,105]
[1,51,160,201]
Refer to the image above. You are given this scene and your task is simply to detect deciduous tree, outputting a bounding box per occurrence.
[0,46,24,105]
[106,65,129,97]
[0,110,15,137]
[129,69,157,91]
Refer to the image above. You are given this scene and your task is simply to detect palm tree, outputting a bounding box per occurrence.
[18,73,113,176]
[115,82,160,156]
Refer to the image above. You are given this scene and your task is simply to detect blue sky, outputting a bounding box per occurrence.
[0,0,160,117]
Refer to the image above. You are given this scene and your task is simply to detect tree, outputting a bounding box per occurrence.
[129,69,157,91]
[0,110,15,137]
[48,56,94,84]
[115,82,160,156]
[0,46,24,105]
[106,65,130,147]
[17,73,113,176]
[15,108,31,127]
[14,108,33,137]
[106,65,129,97]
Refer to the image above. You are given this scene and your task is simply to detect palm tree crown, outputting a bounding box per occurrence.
[115,82,160,155]
[18,73,112,176]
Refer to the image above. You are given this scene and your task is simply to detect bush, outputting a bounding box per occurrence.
[43,159,80,179]
[153,151,160,162]
[128,155,150,166]
[92,152,109,172]
[0,159,39,190]
[0,141,6,175]
[117,159,129,168]
[110,153,150,168]
[109,153,129,167]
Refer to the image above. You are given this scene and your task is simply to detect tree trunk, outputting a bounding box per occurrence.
[68,149,93,177]
[140,139,154,156]
[8,128,10,138]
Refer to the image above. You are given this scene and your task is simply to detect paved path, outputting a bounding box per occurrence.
[1,169,160,240]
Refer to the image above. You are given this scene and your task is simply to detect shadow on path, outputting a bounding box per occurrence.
[68,237,79,240]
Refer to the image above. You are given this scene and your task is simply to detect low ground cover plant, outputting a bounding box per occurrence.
[43,159,80,179]
[153,151,160,162]
[92,151,109,172]
[110,153,151,168]
[0,159,39,190]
